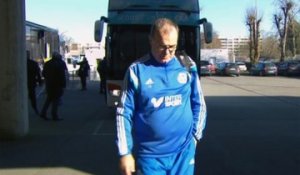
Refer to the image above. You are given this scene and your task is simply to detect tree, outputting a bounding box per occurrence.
[236,43,250,60]
[286,17,300,57]
[60,33,73,45]
[261,33,280,60]
[245,7,262,64]
[201,31,221,49]
[273,0,297,61]
[293,21,300,56]
[59,32,74,53]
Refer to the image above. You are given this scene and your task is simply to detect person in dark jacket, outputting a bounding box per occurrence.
[27,51,42,115]
[97,57,107,94]
[77,56,90,90]
[40,52,67,121]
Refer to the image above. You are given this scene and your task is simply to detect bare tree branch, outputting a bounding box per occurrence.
[273,0,297,61]
[245,7,262,64]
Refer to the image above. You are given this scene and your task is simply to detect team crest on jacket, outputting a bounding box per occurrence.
[177,72,187,84]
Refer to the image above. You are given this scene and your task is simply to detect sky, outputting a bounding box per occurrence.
[26,0,277,44]
[201,0,276,38]
[26,0,108,44]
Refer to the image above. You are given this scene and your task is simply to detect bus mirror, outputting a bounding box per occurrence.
[203,22,213,44]
[94,20,103,42]
[94,16,107,42]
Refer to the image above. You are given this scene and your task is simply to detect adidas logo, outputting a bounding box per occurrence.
[145,78,154,86]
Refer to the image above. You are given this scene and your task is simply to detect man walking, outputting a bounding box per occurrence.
[40,52,67,121]
[116,18,207,175]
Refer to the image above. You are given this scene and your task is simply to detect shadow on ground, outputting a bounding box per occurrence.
[1,80,300,175]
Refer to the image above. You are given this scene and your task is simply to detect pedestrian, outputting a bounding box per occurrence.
[97,57,107,94]
[77,56,90,90]
[27,51,42,115]
[40,52,67,121]
[116,18,207,175]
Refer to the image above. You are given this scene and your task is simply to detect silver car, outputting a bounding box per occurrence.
[250,62,278,76]
[236,62,247,72]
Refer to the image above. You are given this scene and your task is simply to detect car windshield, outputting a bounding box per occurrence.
[226,63,236,67]
[265,63,276,67]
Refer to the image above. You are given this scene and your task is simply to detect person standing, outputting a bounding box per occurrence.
[40,52,67,121]
[27,51,42,115]
[116,18,207,175]
[77,56,90,90]
[97,57,107,94]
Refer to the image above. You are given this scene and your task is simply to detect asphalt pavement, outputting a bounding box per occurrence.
[0,77,119,175]
[1,75,299,175]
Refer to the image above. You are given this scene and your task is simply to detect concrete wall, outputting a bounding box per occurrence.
[0,0,28,139]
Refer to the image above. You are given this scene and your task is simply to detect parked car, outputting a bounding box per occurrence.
[216,62,240,76]
[277,61,288,76]
[250,62,278,76]
[277,60,300,76]
[200,60,216,76]
[286,61,300,76]
[236,61,247,72]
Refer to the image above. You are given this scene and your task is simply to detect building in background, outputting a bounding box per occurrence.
[219,37,249,61]
[25,21,60,64]
[84,43,105,69]
[219,37,263,61]
[201,49,229,63]
[64,42,104,80]
[64,43,104,69]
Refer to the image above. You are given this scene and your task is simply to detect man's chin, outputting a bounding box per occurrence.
[153,54,172,63]
[160,57,173,63]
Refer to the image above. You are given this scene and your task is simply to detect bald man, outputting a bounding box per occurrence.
[116,18,207,175]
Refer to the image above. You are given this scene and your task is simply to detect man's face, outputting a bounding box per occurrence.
[150,25,178,63]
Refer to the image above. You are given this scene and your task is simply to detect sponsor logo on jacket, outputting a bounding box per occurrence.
[151,94,182,108]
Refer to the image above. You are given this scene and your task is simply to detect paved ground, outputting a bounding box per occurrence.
[0,78,119,175]
[195,76,300,175]
[0,75,300,175]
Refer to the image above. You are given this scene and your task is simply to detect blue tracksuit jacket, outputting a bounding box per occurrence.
[116,53,207,158]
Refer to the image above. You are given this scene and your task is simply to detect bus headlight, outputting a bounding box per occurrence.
[110,89,121,97]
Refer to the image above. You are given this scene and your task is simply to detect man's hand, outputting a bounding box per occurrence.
[119,154,135,175]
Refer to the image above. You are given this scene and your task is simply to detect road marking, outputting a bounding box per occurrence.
[92,120,104,135]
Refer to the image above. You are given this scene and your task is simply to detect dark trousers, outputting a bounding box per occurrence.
[80,76,87,90]
[40,93,62,119]
[28,86,38,114]
[100,79,106,93]
[99,73,106,93]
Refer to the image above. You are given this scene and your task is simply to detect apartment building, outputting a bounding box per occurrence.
[219,38,249,58]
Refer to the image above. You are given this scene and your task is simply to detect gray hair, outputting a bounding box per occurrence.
[149,18,179,39]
